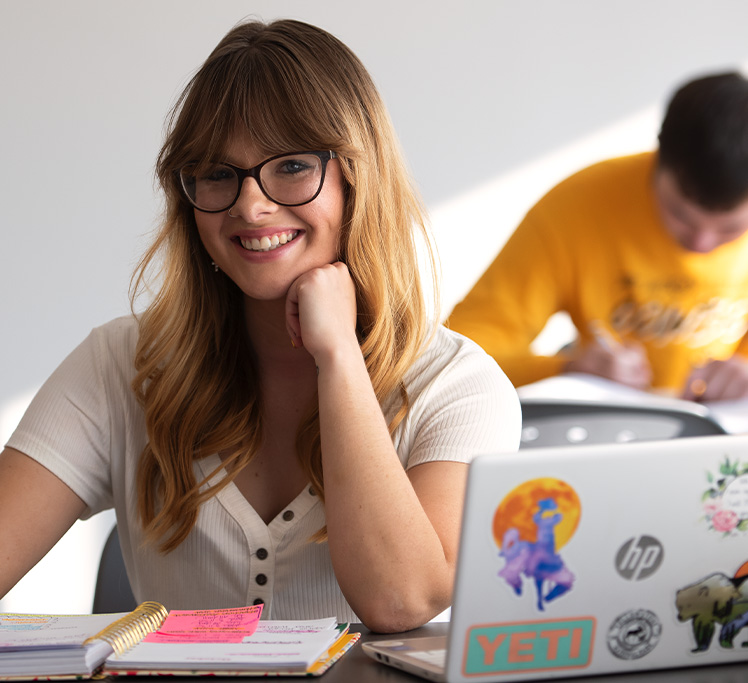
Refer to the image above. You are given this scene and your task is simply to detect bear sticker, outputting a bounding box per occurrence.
[675,562,748,652]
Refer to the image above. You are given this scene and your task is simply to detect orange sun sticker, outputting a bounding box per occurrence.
[493,478,582,550]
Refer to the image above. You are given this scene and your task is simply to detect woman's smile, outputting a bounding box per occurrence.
[236,229,300,252]
[195,138,345,301]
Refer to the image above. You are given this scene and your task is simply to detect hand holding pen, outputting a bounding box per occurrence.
[682,356,748,402]
[564,321,652,390]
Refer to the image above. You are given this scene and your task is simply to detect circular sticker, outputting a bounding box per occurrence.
[724,475,748,518]
[607,609,662,660]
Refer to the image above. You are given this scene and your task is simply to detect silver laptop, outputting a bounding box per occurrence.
[363,433,748,682]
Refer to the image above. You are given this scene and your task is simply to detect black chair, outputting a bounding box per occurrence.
[519,398,727,449]
[92,526,137,613]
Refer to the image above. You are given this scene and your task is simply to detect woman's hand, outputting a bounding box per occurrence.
[285,262,459,631]
[285,262,358,360]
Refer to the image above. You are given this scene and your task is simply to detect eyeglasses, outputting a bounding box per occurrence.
[177,151,337,213]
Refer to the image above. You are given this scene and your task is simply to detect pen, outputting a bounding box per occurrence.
[689,378,708,398]
[589,320,622,352]
[688,355,711,398]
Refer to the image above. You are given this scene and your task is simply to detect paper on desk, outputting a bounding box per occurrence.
[144,605,263,643]
[107,631,342,670]
[0,612,128,649]
[701,399,748,435]
[254,617,338,634]
[517,372,686,404]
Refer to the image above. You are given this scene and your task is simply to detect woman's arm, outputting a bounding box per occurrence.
[286,262,492,632]
[0,447,87,600]
[318,342,466,632]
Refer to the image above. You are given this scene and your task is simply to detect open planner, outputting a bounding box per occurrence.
[0,602,359,679]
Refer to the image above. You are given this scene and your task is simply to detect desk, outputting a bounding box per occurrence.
[139,622,748,683]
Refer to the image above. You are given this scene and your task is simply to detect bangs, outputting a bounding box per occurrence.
[165,44,353,173]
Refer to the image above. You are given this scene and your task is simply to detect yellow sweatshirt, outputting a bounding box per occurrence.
[448,152,748,391]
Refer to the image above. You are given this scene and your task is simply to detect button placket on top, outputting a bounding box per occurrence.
[266,495,306,545]
[199,455,322,616]
[261,488,321,608]
[247,536,271,611]
[197,456,276,610]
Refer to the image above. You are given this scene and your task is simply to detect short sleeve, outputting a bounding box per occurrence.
[392,327,521,469]
[5,319,139,516]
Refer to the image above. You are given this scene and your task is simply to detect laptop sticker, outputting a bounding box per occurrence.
[493,478,580,612]
[614,535,665,581]
[675,562,748,652]
[702,457,748,535]
[463,617,595,676]
[606,609,662,660]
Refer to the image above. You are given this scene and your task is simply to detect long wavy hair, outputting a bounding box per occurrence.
[130,19,438,552]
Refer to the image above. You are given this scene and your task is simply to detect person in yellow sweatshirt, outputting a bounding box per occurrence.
[448,71,748,402]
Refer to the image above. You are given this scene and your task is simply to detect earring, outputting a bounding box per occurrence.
[210,261,219,272]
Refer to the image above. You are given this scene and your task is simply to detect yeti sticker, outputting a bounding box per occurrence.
[675,562,748,652]
[493,478,581,611]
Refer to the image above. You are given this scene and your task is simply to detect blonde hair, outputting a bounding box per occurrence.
[131,19,438,551]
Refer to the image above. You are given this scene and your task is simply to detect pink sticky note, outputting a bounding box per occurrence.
[144,604,263,643]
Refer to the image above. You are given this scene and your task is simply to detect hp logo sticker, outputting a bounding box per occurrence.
[615,536,664,580]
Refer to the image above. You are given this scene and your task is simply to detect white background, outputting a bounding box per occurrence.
[2,0,748,613]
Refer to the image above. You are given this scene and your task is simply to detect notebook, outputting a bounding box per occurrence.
[363,433,748,682]
[0,603,358,679]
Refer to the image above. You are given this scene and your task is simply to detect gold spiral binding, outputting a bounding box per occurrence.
[83,602,169,656]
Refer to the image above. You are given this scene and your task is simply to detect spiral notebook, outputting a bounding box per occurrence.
[0,602,358,679]
[364,433,748,681]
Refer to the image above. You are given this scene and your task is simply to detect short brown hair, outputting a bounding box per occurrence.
[658,71,748,210]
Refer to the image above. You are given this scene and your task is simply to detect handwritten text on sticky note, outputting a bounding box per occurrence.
[145,605,263,643]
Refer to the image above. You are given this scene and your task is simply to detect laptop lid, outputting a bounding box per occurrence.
[444,433,748,682]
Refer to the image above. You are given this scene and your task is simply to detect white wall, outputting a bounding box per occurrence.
[2,0,748,613]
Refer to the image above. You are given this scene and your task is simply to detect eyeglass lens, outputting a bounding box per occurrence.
[180,153,326,211]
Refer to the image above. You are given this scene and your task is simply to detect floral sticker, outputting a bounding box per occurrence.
[702,457,748,535]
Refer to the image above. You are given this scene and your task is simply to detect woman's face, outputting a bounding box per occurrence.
[194,134,345,302]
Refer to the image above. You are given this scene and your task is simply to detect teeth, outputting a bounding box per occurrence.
[240,231,298,252]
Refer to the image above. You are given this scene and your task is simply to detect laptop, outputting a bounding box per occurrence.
[363,433,748,681]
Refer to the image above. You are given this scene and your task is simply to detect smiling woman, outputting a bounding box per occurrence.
[188,136,345,304]
[0,18,520,633]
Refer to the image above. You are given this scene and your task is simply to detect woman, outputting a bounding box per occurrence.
[0,19,520,632]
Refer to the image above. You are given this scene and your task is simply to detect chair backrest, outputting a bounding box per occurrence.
[520,398,726,449]
[92,526,137,613]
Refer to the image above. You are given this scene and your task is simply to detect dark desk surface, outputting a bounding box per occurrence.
[143,622,748,683]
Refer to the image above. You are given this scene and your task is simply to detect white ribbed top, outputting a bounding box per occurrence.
[8,316,520,621]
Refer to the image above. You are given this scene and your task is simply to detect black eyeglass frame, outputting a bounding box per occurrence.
[176,150,338,213]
